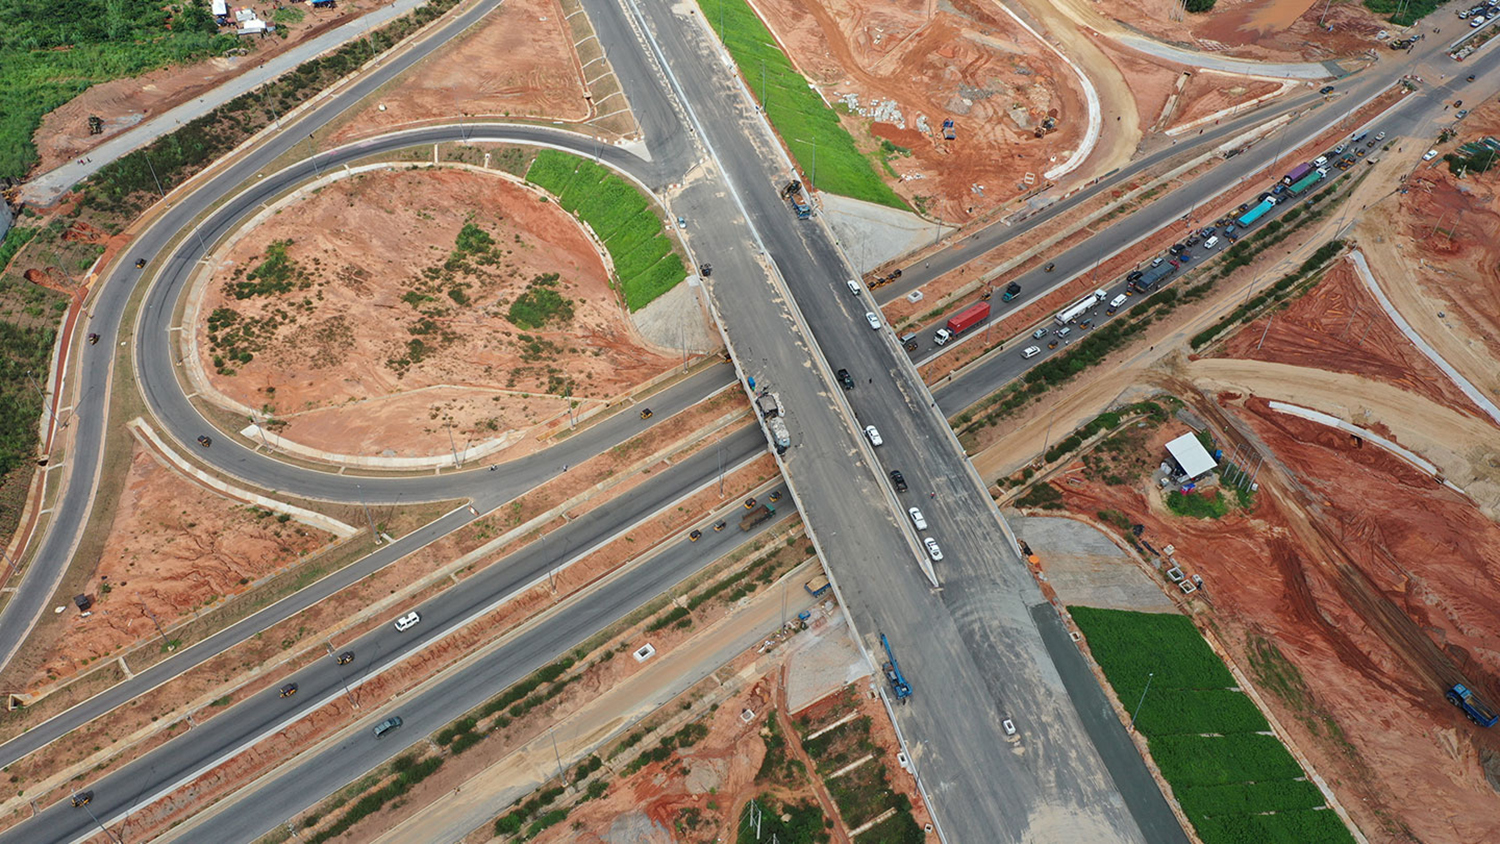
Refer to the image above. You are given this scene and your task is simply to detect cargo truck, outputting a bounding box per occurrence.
[780,180,812,219]
[756,391,781,419]
[804,574,831,597]
[1447,683,1499,727]
[1001,281,1022,302]
[740,502,776,531]
[1130,260,1178,294]
[1285,167,1327,196]
[1282,162,1314,185]
[934,301,990,345]
[1055,289,1107,325]
[1235,196,1277,228]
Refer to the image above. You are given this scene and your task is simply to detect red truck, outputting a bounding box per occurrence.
[934,301,990,346]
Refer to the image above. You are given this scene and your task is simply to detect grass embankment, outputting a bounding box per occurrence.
[524,150,686,311]
[1364,0,1440,25]
[1070,607,1356,844]
[709,0,907,210]
[0,301,62,541]
[0,0,239,181]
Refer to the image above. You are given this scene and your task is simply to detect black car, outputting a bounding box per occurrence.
[1169,243,1185,254]
[889,470,908,492]
[1319,85,1335,95]
[699,263,712,277]
[1126,270,1144,282]
[836,368,855,390]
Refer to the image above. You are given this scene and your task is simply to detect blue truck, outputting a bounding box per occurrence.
[881,633,912,701]
[1130,259,1178,294]
[1235,197,1277,229]
[1447,684,1499,727]
[780,179,812,219]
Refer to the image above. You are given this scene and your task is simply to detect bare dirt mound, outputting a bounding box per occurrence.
[194,166,673,460]
[1091,0,1383,62]
[22,443,334,692]
[751,0,1087,221]
[1217,259,1488,420]
[330,0,588,144]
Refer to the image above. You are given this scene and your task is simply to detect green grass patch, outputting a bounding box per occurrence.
[525,150,685,310]
[305,752,443,844]
[506,272,575,329]
[709,0,907,210]
[1068,608,1354,844]
[1165,489,1229,519]
[1363,0,1439,26]
[0,317,58,538]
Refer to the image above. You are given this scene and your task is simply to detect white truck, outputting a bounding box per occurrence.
[1055,289,1107,325]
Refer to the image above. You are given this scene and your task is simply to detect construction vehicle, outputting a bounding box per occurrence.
[87,116,103,135]
[1001,282,1022,302]
[1033,115,1057,139]
[880,633,912,701]
[1446,683,1499,727]
[780,179,812,219]
[934,300,990,345]
[767,415,790,454]
[755,390,781,419]
[740,502,776,531]
[942,118,956,141]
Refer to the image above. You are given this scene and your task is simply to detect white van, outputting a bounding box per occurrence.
[1313,155,1328,167]
[394,611,421,632]
[846,279,861,295]
[1109,294,1127,310]
[1021,346,1041,359]
[1203,236,1220,250]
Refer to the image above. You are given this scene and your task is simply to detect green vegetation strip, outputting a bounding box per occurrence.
[78,0,466,219]
[0,0,241,180]
[303,752,444,844]
[1069,607,1355,844]
[709,0,907,209]
[0,318,60,537]
[524,150,685,311]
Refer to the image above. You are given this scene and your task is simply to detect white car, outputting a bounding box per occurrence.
[1423,149,1439,161]
[1003,718,1017,736]
[908,507,927,530]
[1375,131,1386,142]
[864,311,881,330]
[1021,346,1041,359]
[923,537,943,561]
[1473,15,1487,26]
[865,425,883,446]
[394,611,421,632]
[847,279,862,295]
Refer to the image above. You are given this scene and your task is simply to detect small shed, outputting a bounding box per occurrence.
[211,0,227,16]
[1165,432,1217,481]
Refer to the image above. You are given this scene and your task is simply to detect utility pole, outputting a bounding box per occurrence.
[549,727,572,791]
[144,155,167,201]
[306,133,323,178]
[24,370,50,431]
[446,418,460,468]
[141,599,171,650]
[1256,314,1274,351]
[356,483,380,544]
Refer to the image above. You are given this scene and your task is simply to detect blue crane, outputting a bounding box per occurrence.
[881,633,912,702]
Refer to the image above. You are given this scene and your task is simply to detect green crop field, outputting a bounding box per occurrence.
[0,0,240,181]
[524,150,686,311]
[1069,607,1355,844]
[709,0,907,211]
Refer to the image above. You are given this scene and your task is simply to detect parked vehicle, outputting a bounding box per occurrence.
[1446,684,1499,727]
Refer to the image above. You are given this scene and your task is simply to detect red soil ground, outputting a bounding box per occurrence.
[330,0,590,144]
[194,166,674,459]
[1046,395,1500,842]
[1218,259,1490,420]
[1096,0,1385,62]
[750,0,1088,222]
[22,442,332,693]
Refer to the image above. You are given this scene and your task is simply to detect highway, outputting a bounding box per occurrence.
[0,441,784,844]
[3,0,1488,838]
[0,0,690,676]
[629,0,1173,839]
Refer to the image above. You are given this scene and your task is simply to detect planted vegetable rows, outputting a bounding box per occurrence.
[1069,607,1355,844]
[525,150,685,311]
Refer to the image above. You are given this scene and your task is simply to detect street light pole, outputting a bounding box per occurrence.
[1129,672,1155,732]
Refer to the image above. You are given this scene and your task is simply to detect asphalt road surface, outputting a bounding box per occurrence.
[1,451,786,844]
[0,0,694,677]
[628,0,1175,839]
